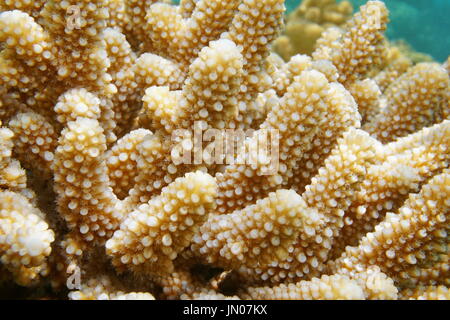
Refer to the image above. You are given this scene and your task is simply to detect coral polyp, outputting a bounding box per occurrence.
[0,0,448,300]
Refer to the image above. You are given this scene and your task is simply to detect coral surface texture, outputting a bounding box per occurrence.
[0,0,449,300]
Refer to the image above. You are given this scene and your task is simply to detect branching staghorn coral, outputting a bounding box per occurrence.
[39,0,114,93]
[272,54,340,97]
[215,69,360,215]
[246,129,382,285]
[143,0,286,116]
[372,45,413,93]
[0,1,117,144]
[191,189,322,272]
[333,265,398,300]
[329,120,450,260]
[8,112,57,178]
[193,129,382,285]
[146,0,240,69]
[0,10,55,95]
[399,259,449,288]
[0,191,54,286]
[105,128,151,199]
[0,0,448,300]
[312,1,389,87]
[400,286,450,300]
[240,274,366,300]
[364,63,449,143]
[348,79,382,125]
[106,171,217,275]
[68,275,156,300]
[141,39,244,135]
[0,0,287,137]
[0,125,26,190]
[332,170,450,289]
[0,0,45,19]
[53,117,122,257]
[273,0,353,60]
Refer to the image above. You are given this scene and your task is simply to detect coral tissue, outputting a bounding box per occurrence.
[0,0,448,300]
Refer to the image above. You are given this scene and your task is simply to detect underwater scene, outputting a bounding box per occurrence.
[285,0,450,62]
[0,0,449,301]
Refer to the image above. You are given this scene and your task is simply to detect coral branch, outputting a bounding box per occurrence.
[106,171,217,275]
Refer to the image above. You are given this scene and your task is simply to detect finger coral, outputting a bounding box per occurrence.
[0,126,26,190]
[364,63,449,143]
[0,0,448,301]
[400,286,450,300]
[241,274,365,300]
[191,189,321,272]
[53,117,122,256]
[0,191,54,286]
[106,171,217,275]
[329,120,450,260]
[273,0,353,60]
[313,0,389,87]
[8,112,57,178]
[333,170,450,289]
[215,69,360,215]
[68,275,156,300]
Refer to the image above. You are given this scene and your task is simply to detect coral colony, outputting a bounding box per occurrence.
[0,0,449,300]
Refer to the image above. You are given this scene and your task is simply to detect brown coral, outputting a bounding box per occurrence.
[273,0,353,60]
[0,0,448,301]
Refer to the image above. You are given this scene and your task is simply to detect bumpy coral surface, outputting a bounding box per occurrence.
[273,0,353,60]
[0,0,448,300]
